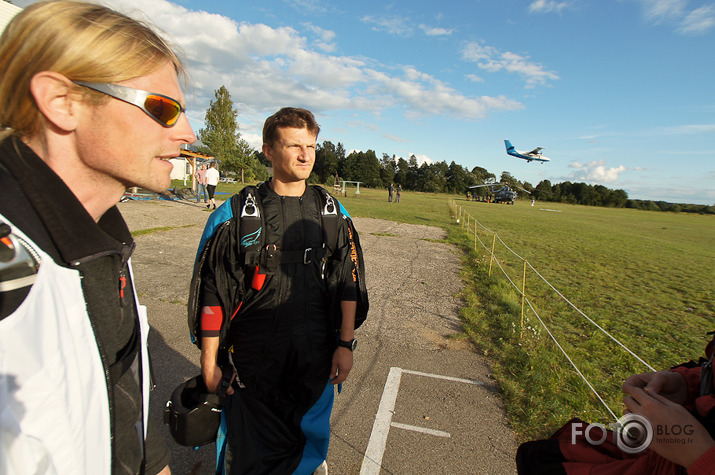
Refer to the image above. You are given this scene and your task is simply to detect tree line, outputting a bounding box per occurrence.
[197,86,713,214]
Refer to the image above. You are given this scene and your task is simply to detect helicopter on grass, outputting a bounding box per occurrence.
[467,180,531,205]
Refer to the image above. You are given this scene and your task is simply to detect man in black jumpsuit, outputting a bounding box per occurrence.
[198,108,360,474]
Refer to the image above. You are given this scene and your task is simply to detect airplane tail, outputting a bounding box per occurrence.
[504,140,515,152]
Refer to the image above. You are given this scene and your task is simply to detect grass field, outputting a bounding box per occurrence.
[341,187,713,441]
[451,198,713,440]
[176,181,714,440]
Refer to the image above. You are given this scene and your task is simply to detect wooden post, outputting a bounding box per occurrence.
[474,222,477,250]
[520,260,527,337]
[488,234,496,276]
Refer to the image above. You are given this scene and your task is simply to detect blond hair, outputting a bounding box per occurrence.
[0,1,186,141]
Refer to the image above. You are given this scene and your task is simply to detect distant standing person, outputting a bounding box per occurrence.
[388,183,394,202]
[195,163,208,203]
[396,183,402,203]
[205,162,220,209]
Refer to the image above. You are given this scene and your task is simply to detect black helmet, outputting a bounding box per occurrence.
[164,374,228,447]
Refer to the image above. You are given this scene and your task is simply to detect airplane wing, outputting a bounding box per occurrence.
[527,147,544,155]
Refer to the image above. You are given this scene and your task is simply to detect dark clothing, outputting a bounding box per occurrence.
[197,182,358,474]
[516,334,715,475]
[0,137,169,474]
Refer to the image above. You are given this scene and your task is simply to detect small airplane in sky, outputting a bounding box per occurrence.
[504,140,550,163]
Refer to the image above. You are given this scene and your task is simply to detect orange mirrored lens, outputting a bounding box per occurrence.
[145,95,181,126]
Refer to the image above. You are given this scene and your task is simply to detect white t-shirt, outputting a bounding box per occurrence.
[206,167,220,186]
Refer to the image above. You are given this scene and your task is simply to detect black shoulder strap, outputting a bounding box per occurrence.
[312,185,369,330]
[234,184,265,267]
[310,185,340,253]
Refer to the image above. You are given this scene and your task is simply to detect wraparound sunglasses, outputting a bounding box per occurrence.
[73,81,185,127]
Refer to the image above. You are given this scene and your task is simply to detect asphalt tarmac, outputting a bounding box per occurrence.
[119,198,517,475]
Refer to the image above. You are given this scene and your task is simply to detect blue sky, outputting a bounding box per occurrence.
[14,0,715,204]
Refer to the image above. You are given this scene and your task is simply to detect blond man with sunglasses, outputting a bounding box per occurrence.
[0,2,195,474]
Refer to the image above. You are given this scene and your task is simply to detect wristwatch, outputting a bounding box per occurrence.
[338,338,358,351]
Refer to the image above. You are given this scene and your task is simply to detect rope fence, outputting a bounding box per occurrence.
[450,201,656,424]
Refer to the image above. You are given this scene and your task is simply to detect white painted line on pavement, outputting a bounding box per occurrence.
[401,369,484,386]
[391,422,451,438]
[360,367,402,474]
[360,367,484,474]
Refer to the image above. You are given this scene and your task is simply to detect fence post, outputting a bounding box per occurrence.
[488,233,496,276]
[520,260,527,337]
[467,214,470,230]
[474,222,477,250]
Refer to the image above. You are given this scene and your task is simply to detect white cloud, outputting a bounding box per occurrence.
[241,132,263,151]
[100,0,523,139]
[639,0,686,23]
[382,134,409,143]
[462,41,559,88]
[285,0,328,14]
[568,160,627,183]
[361,15,412,37]
[636,0,715,34]
[658,123,715,135]
[419,25,454,36]
[528,0,572,14]
[678,5,715,34]
[304,24,338,52]
[410,153,434,166]
[379,66,523,119]
[362,15,454,38]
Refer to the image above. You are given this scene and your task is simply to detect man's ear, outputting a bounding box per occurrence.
[262,143,274,162]
[29,71,82,133]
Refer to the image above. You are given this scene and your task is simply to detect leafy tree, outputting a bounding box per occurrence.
[405,155,420,190]
[315,141,339,183]
[394,157,408,185]
[339,151,358,182]
[424,161,448,193]
[198,86,237,164]
[253,150,271,167]
[380,154,396,186]
[534,180,553,201]
[232,137,257,183]
[446,161,469,194]
[611,189,628,208]
[500,171,517,187]
[471,166,495,185]
[198,85,256,183]
[344,150,381,187]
